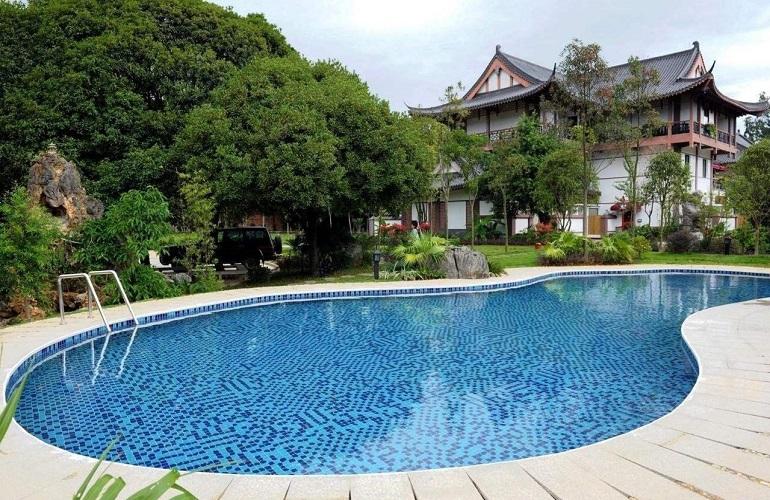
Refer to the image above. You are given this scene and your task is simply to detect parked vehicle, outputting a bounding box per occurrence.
[159,227,282,271]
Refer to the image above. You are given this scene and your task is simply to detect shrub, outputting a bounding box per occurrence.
[666,229,695,253]
[0,188,61,310]
[106,266,179,302]
[730,224,769,254]
[487,259,505,276]
[631,235,652,257]
[389,234,448,278]
[539,232,593,265]
[76,188,172,271]
[594,233,635,264]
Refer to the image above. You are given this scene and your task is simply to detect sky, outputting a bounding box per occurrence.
[216,0,769,126]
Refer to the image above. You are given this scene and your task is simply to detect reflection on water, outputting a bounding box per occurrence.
[14,273,770,475]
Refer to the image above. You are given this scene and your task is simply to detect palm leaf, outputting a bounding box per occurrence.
[0,373,28,444]
[74,435,121,500]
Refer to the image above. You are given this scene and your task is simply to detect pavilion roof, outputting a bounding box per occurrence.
[408,42,769,117]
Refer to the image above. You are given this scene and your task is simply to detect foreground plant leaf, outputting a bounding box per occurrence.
[73,435,121,500]
[125,469,196,500]
[0,373,28,444]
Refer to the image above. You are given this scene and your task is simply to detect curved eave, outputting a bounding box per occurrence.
[708,83,769,115]
[409,74,555,117]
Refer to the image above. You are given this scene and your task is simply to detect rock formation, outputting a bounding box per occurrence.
[27,143,103,231]
[441,246,490,279]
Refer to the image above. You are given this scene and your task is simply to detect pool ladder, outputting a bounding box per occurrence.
[58,270,139,333]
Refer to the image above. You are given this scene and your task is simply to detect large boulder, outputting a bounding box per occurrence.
[27,143,103,231]
[441,246,490,279]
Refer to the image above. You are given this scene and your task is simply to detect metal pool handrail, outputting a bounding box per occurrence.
[57,273,111,332]
[88,270,138,327]
[57,269,139,333]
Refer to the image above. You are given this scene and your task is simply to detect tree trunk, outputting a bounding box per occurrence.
[309,218,320,276]
[502,192,509,253]
[755,223,761,256]
[469,196,475,249]
[659,197,667,248]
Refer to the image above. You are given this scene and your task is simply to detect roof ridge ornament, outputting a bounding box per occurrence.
[692,41,699,49]
[708,60,716,74]
[496,44,501,53]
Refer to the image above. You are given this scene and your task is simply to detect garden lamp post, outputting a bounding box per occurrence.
[372,249,381,279]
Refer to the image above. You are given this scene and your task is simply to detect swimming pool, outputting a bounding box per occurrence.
[10,272,770,475]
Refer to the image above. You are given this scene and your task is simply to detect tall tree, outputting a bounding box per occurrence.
[743,92,769,143]
[0,0,293,203]
[557,40,611,240]
[608,57,661,229]
[723,139,770,255]
[435,83,469,238]
[644,150,691,246]
[486,144,527,252]
[176,56,433,274]
[446,131,487,247]
[533,143,586,231]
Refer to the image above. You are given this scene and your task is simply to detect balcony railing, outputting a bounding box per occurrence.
[476,119,736,148]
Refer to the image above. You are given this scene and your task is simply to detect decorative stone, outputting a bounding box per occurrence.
[27,143,102,231]
[171,272,193,285]
[440,246,490,279]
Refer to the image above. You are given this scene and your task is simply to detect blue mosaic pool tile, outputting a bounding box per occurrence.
[6,270,770,475]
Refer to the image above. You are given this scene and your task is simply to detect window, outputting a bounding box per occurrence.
[684,154,690,165]
[702,159,708,178]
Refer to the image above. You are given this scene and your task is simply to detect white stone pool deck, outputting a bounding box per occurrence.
[2,264,770,499]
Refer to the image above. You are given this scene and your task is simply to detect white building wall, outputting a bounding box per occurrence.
[466,112,486,135]
[489,108,523,130]
[447,201,466,230]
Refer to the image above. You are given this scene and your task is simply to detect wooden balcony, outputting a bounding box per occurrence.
[475,120,737,153]
[643,120,736,153]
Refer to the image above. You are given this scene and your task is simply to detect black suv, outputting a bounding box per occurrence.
[159,226,282,270]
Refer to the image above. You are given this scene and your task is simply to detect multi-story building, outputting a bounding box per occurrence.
[408,42,768,235]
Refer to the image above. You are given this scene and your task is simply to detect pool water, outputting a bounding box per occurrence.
[12,273,770,474]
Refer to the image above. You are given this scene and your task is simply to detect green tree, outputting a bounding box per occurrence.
[557,40,611,240]
[644,151,691,246]
[0,188,60,311]
[177,56,432,274]
[533,144,586,231]
[608,57,661,229]
[743,92,769,143]
[446,131,487,247]
[435,83,469,238]
[723,139,770,255]
[485,144,527,251]
[0,0,292,202]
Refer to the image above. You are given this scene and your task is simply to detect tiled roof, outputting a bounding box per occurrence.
[499,51,554,83]
[605,43,708,98]
[409,42,769,117]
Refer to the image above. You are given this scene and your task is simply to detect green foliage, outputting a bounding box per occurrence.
[539,231,644,265]
[631,235,652,256]
[77,188,172,271]
[175,56,433,273]
[644,150,691,242]
[723,139,770,255]
[487,259,505,276]
[731,224,769,255]
[0,188,61,307]
[0,373,27,444]
[388,234,448,279]
[473,216,503,241]
[111,265,180,302]
[0,0,293,202]
[75,437,195,500]
[666,230,695,253]
[595,233,636,264]
[533,143,586,229]
[540,232,592,264]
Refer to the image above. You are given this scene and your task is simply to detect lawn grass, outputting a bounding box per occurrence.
[476,244,770,269]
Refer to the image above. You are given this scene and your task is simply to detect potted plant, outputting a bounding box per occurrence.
[703,123,716,138]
